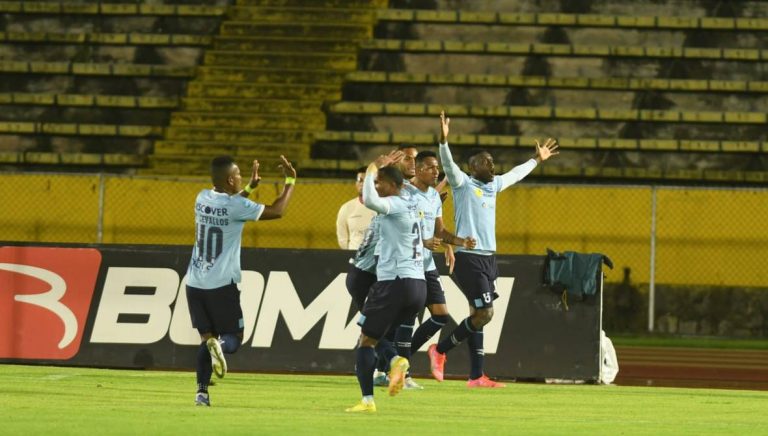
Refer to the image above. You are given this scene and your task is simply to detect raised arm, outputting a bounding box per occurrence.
[363,150,405,214]
[437,111,464,188]
[499,138,559,191]
[239,159,261,198]
[260,155,297,220]
[362,163,389,214]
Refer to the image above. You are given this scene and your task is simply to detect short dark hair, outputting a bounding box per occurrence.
[468,148,491,166]
[415,150,437,166]
[211,155,235,184]
[398,143,417,151]
[378,166,404,186]
[356,166,367,175]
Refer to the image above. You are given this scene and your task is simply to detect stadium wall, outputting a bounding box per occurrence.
[0,243,602,381]
[1,173,766,288]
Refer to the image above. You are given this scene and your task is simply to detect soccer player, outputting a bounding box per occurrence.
[406,151,476,385]
[186,155,296,406]
[346,151,427,413]
[344,213,396,387]
[428,111,558,387]
[336,167,376,250]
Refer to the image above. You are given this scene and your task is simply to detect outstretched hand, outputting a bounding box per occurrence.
[439,110,450,143]
[278,155,296,178]
[534,138,559,162]
[249,159,261,186]
[374,149,405,169]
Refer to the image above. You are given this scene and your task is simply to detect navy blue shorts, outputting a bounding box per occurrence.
[186,283,244,336]
[359,277,426,340]
[425,269,447,306]
[345,265,377,311]
[452,252,499,309]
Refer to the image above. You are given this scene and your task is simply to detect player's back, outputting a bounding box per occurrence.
[376,191,425,281]
[187,189,264,289]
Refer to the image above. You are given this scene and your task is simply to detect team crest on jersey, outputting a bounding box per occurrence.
[474,187,483,197]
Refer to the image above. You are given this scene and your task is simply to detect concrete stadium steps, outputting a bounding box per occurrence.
[165,127,312,144]
[154,140,307,158]
[204,50,357,70]
[327,101,768,125]
[343,71,768,95]
[375,8,768,31]
[220,22,372,39]
[236,0,388,7]
[149,1,385,176]
[212,36,362,53]
[227,6,378,22]
[314,131,765,153]
[145,150,311,176]
[181,98,323,114]
[169,112,325,130]
[0,150,145,166]
[0,93,178,109]
[186,82,340,100]
[616,346,768,384]
[360,39,765,62]
[196,66,343,85]
[0,2,226,17]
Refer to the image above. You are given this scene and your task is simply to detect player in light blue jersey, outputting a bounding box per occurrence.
[345,214,398,386]
[405,151,477,386]
[428,111,559,388]
[346,151,427,413]
[187,155,296,407]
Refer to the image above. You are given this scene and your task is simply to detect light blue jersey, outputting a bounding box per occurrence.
[186,189,265,289]
[439,142,537,254]
[352,215,380,274]
[363,172,425,281]
[405,183,442,272]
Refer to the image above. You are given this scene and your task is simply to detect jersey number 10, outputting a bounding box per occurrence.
[197,224,223,263]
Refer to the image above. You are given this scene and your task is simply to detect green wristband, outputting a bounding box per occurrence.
[285,177,296,185]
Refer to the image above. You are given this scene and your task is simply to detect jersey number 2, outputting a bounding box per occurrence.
[411,222,422,259]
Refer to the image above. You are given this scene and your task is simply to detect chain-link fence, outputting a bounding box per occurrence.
[2,172,767,337]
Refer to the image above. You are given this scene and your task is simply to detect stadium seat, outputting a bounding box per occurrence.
[327,102,767,125]
[0,151,146,165]
[313,131,765,153]
[0,2,225,17]
[344,72,762,94]
[0,61,195,78]
[360,39,762,62]
[375,9,768,31]
[0,93,178,109]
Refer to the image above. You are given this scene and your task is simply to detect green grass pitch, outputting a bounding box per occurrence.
[3,364,767,435]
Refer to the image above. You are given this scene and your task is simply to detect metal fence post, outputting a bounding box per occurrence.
[97,173,105,243]
[648,185,657,332]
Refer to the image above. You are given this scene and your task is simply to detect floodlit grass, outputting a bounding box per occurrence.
[611,335,768,350]
[3,364,767,435]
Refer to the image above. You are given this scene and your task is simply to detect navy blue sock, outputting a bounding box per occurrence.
[436,317,476,354]
[220,334,241,354]
[395,321,414,361]
[411,315,448,353]
[356,346,377,397]
[375,328,397,372]
[375,338,397,372]
[196,342,212,393]
[468,329,485,380]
